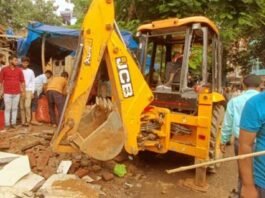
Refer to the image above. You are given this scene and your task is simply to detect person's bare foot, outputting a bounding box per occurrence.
[10,125,18,130]
[22,123,29,127]
[31,120,42,126]
[0,127,9,132]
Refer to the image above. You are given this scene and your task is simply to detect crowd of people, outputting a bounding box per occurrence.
[223,85,242,101]
[0,53,264,197]
[0,55,68,131]
[221,74,265,198]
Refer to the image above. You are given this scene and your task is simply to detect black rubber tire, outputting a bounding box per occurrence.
[208,104,225,173]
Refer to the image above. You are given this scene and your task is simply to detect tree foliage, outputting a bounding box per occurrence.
[71,0,92,27]
[115,0,265,43]
[72,0,265,72]
[0,0,61,29]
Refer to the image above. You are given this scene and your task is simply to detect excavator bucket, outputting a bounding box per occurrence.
[69,102,124,161]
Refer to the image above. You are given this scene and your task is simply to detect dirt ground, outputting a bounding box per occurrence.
[100,146,237,198]
[0,124,238,198]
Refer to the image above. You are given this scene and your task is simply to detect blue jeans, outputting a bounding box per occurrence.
[46,91,65,125]
[4,94,20,126]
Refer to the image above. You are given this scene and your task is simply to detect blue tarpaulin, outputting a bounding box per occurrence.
[120,31,138,50]
[17,22,79,57]
[17,22,138,57]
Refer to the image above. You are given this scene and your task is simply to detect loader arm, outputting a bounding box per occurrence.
[51,0,154,160]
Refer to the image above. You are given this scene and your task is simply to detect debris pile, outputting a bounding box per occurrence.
[0,126,144,197]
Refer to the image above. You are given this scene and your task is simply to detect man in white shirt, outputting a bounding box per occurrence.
[31,70,53,125]
[20,57,35,127]
[34,70,53,97]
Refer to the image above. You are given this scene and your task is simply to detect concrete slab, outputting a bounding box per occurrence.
[0,187,24,198]
[38,174,101,198]
[39,176,99,198]
[56,160,72,174]
[0,152,20,164]
[0,156,31,186]
[15,172,45,191]
[40,174,78,190]
[82,175,95,183]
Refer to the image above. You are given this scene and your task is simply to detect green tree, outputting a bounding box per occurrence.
[115,0,265,43]
[117,0,265,73]
[0,0,61,29]
[71,0,92,28]
[72,0,265,73]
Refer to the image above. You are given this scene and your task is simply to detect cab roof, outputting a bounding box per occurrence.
[137,16,219,35]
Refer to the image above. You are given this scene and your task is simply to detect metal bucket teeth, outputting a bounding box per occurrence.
[107,99,113,111]
[96,97,113,111]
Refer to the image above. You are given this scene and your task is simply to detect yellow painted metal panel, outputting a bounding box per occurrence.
[170,113,209,128]
[169,141,207,159]
[212,92,225,103]
[105,32,154,155]
[138,16,219,35]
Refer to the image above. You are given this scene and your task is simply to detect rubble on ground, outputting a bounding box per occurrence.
[0,125,146,197]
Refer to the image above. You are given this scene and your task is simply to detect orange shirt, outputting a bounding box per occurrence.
[46,77,67,94]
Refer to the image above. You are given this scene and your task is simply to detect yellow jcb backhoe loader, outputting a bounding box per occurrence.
[51,0,225,188]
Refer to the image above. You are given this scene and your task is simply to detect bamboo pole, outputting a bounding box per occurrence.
[166,150,265,174]
[0,34,23,38]
[41,35,46,73]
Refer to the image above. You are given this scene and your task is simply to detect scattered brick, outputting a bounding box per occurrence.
[33,145,46,152]
[25,149,33,155]
[102,171,114,181]
[40,139,49,147]
[80,159,92,167]
[27,153,37,167]
[69,161,80,174]
[48,157,59,168]
[75,168,89,178]
[114,152,128,163]
[21,140,41,152]
[91,159,101,166]
[42,166,56,179]
[37,151,51,171]
[103,160,116,171]
[91,165,102,172]
[0,140,10,149]
[73,154,82,161]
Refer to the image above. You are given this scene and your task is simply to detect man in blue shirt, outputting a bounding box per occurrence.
[221,74,261,197]
[221,74,261,154]
[240,87,265,197]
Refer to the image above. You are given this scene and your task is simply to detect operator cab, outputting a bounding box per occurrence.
[136,16,222,112]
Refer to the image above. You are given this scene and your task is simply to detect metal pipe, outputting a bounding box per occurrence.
[202,27,208,84]
[114,21,126,47]
[179,27,192,91]
[54,34,84,137]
